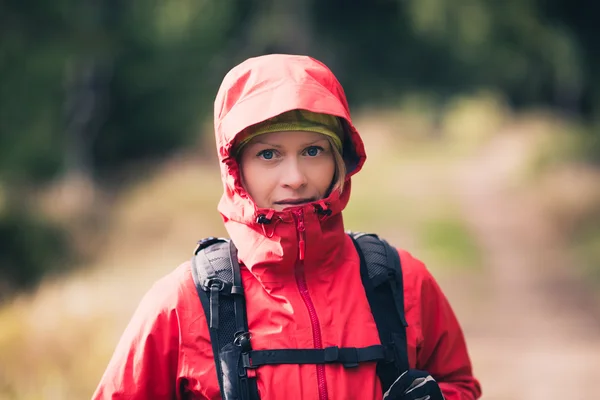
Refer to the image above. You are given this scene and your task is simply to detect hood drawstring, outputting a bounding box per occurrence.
[256,210,281,238]
[256,209,275,225]
[314,201,332,218]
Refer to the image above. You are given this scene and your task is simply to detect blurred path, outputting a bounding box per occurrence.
[450,133,600,400]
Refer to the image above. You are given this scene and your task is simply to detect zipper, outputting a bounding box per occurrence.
[293,209,329,400]
[297,210,306,261]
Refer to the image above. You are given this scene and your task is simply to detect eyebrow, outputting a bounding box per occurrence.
[252,137,328,148]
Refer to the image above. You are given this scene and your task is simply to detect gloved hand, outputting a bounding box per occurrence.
[382,369,445,400]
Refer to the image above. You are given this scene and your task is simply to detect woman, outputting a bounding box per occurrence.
[93,54,481,399]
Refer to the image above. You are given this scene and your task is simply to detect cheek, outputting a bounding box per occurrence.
[239,160,277,205]
[313,157,336,190]
[240,162,260,195]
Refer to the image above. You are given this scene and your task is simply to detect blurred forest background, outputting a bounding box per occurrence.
[1,1,600,399]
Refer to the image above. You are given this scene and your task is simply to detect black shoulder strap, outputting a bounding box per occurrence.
[349,232,409,394]
[191,237,259,400]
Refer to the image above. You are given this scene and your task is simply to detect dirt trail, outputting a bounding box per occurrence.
[447,133,600,399]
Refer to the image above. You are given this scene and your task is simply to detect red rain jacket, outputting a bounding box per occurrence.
[93,55,481,400]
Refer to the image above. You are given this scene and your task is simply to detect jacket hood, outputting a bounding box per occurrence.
[213,54,366,283]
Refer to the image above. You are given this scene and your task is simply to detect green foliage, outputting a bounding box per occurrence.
[0,1,71,182]
[571,204,600,285]
[0,0,248,182]
[92,0,243,173]
[310,0,589,115]
[579,128,600,164]
[527,119,600,178]
[1,0,599,288]
[419,216,481,269]
[2,0,599,184]
[0,206,69,296]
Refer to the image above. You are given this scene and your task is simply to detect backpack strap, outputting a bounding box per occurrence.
[191,233,408,399]
[349,232,409,394]
[191,237,260,400]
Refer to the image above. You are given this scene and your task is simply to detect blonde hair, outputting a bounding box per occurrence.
[328,136,346,194]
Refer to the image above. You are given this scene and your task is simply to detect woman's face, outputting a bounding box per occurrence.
[238,130,336,211]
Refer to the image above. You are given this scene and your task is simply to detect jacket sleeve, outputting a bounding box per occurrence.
[91,278,181,400]
[410,256,482,400]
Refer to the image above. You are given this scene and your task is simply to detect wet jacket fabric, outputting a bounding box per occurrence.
[92,55,482,400]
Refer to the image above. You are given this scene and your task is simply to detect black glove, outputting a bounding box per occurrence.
[382,369,445,400]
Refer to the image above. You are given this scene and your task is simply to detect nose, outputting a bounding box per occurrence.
[281,158,307,190]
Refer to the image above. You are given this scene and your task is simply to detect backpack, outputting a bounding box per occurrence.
[191,232,408,400]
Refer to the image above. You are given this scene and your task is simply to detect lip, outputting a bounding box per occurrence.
[274,197,315,206]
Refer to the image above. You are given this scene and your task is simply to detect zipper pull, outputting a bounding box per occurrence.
[296,210,306,261]
[299,238,305,261]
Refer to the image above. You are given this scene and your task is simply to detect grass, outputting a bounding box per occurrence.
[419,213,481,270]
[572,208,600,287]
[516,112,600,299]
[578,231,600,283]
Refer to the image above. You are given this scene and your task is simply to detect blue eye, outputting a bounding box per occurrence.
[305,146,321,157]
[258,149,274,160]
